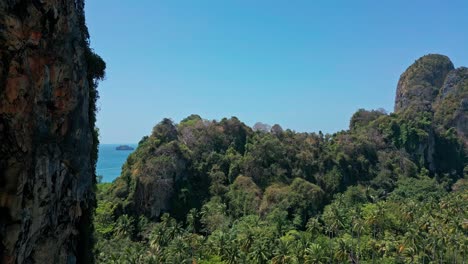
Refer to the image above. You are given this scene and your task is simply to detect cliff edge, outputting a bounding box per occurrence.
[0,1,104,263]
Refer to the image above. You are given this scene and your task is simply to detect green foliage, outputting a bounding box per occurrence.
[389,175,446,202]
[350,108,386,130]
[200,197,231,234]
[152,118,178,144]
[227,176,261,217]
[93,109,467,263]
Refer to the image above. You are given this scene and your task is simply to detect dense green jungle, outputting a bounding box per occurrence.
[93,55,468,263]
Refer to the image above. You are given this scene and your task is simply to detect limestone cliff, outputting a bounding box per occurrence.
[394,55,466,171]
[434,67,468,145]
[0,1,104,263]
[394,54,454,113]
[111,119,189,220]
[395,54,468,147]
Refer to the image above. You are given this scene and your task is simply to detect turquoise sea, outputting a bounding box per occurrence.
[97,144,137,182]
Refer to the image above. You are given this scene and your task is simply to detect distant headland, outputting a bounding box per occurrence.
[115,145,134,151]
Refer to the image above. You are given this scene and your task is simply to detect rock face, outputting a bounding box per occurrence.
[133,142,188,218]
[393,54,468,169]
[0,1,103,263]
[114,140,188,220]
[434,67,468,144]
[395,55,468,142]
[394,54,454,113]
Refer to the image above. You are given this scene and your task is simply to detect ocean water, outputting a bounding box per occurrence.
[96,144,137,182]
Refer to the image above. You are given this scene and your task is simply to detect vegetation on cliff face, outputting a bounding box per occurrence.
[394,54,454,114]
[82,30,106,264]
[92,54,467,264]
[433,67,468,145]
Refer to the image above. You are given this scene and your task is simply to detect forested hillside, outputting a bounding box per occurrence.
[93,54,467,263]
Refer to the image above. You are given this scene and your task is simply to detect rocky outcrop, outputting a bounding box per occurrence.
[110,117,252,220]
[113,138,188,219]
[394,54,454,113]
[393,54,467,170]
[0,1,104,263]
[133,142,188,218]
[434,67,468,144]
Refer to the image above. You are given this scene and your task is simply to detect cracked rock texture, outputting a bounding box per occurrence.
[0,0,97,263]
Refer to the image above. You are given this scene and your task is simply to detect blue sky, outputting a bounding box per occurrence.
[85,0,468,143]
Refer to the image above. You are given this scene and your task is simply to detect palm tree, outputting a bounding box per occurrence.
[186,208,198,233]
[248,240,270,264]
[147,237,163,263]
[334,238,351,262]
[425,223,444,263]
[239,228,254,252]
[123,244,145,264]
[352,217,366,262]
[115,214,134,238]
[222,244,241,264]
[403,227,423,263]
[165,236,192,264]
[304,243,328,264]
[365,213,378,263]
[402,246,417,264]
[208,230,228,257]
[272,239,296,264]
[306,217,323,237]
[291,232,310,263]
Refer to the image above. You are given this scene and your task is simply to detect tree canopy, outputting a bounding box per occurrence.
[93,107,467,263]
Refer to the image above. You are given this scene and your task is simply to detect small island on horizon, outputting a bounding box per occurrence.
[115,145,134,151]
